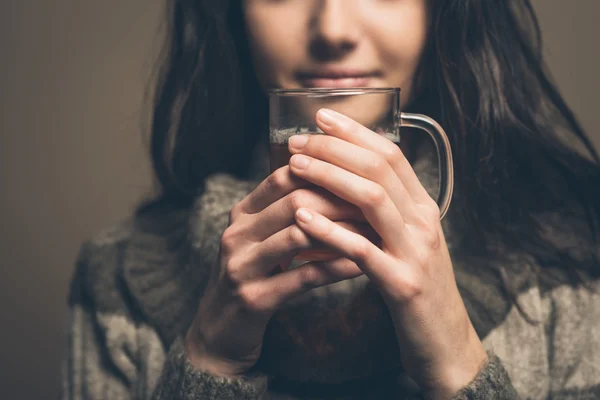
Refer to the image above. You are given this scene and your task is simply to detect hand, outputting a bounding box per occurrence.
[185,166,375,377]
[287,108,488,399]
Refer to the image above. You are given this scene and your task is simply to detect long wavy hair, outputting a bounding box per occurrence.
[140,0,600,286]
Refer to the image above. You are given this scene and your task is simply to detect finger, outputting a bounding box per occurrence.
[238,224,315,281]
[237,166,310,214]
[288,133,420,220]
[294,208,401,287]
[238,220,375,281]
[316,108,432,204]
[252,257,365,311]
[248,186,364,240]
[289,154,408,252]
[289,220,380,265]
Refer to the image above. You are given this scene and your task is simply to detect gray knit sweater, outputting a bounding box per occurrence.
[61,147,600,399]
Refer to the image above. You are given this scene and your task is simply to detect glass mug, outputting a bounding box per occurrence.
[269,88,454,263]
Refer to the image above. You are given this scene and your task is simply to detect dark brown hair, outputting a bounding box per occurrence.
[141,0,600,281]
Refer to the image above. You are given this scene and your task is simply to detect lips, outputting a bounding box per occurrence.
[300,76,372,88]
[297,68,380,88]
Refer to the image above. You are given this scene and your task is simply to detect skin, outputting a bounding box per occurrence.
[244,0,427,104]
[186,1,488,398]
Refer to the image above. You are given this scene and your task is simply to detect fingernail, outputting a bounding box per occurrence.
[317,108,337,127]
[289,135,308,149]
[290,155,309,169]
[296,208,313,223]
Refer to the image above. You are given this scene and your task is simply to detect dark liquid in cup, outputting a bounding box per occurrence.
[269,143,293,172]
[270,142,341,262]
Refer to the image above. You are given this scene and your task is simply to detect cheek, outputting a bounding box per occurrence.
[366,8,428,97]
[244,6,308,89]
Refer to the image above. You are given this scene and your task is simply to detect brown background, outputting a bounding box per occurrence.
[0,1,598,398]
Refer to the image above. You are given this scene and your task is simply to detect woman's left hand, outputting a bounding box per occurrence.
[288,108,488,400]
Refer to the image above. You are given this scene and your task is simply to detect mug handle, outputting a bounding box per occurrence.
[400,113,454,220]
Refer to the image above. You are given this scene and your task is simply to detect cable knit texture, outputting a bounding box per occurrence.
[151,339,269,400]
[451,354,518,400]
[61,143,600,399]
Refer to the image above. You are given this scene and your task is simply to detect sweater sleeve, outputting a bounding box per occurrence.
[151,338,268,400]
[61,243,269,400]
[450,353,519,400]
[447,277,600,400]
[448,276,600,400]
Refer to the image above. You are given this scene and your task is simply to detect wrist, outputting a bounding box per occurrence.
[184,330,250,378]
[422,332,489,400]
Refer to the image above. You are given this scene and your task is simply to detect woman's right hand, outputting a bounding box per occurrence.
[184,165,372,377]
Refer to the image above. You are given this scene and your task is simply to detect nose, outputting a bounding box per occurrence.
[310,0,360,60]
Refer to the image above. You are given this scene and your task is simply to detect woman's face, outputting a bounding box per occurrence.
[243,0,429,105]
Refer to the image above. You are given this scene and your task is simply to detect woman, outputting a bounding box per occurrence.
[62,0,600,399]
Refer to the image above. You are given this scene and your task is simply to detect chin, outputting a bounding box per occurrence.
[255,275,403,383]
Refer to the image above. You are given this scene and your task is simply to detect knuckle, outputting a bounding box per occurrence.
[299,265,320,289]
[413,246,435,269]
[220,226,239,252]
[385,271,423,304]
[423,228,441,250]
[237,285,265,312]
[381,143,404,163]
[363,185,387,207]
[287,189,310,212]
[365,155,388,176]
[401,273,424,301]
[411,213,429,230]
[224,256,244,284]
[288,225,311,249]
[267,169,287,192]
[350,241,372,263]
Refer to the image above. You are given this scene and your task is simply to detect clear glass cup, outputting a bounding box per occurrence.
[269,88,454,262]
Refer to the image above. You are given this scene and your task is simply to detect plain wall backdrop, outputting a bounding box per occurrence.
[1,1,598,398]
